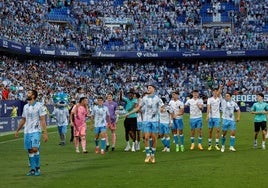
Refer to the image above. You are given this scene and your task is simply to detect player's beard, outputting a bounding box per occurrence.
[26,95,32,101]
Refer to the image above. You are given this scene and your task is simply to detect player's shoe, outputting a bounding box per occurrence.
[131,143,136,152]
[26,169,35,176]
[175,145,179,152]
[136,142,140,151]
[105,145,110,152]
[215,145,220,151]
[162,147,167,152]
[150,156,156,163]
[124,144,131,152]
[100,150,105,155]
[83,150,88,154]
[262,144,266,150]
[208,145,212,151]
[180,145,185,152]
[166,148,170,152]
[144,156,151,163]
[95,147,99,154]
[229,146,236,152]
[112,147,115,151]
[253,140,257,149]
[198,144,203,151]
[190,143,195,150]
[221,146,225,152]
[75,148,80,153]
[34,169,40,176]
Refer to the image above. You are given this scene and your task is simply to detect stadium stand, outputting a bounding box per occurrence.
[0,0,267,53]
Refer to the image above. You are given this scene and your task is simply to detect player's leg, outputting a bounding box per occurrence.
[229,121,236,151]
[197,118,203,150]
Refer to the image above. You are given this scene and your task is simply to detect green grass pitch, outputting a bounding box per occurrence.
[0,112,267,188]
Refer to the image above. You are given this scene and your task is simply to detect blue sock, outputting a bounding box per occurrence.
[180,134,184,145]
[166,137,170,148]
[145,147,150,155]
[190,137,195,144]
[161,138,166,147]
[151,148,156,155]
[173,135,179,145]
[34,151,40,169]
[221,136,226,146]
[101,138,106,151]
[95,139,99,147]
[149,138,153,148]
[198,137,202,144]
[28,153,35,170]
[230,136,235,147]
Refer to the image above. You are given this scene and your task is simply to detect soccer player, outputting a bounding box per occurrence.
[159,98,172,152]
[126,85,164,163]
[51,104,69,145]
[72,97,90,153]
[169,90,185,152]
[251,93,268,149]
[185,90,204,150]
[135,92,143,151]
[206,85,223,151]
[90,96,111,155]
[104,93,118,151]
[119,89,138,152]
[220,92,241,152]
[15,90,48,176]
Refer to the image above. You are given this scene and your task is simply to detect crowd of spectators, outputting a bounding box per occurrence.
[1,55,267,104]
[0,0,267,52]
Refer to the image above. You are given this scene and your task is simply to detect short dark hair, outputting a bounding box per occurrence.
[147,84,156,90]
[97,96,104,100]
[226,92,232,97]
[257,93,264,98]
[31,90,38,99]
[172,90,179,95]
[79,97,87,103]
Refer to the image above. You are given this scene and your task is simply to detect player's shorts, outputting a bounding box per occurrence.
[24,132,41,150]
[74,125,87,137]
[124,117,137,132]
[172,118,184,130]
[159,123,170,135]
[254,121,267,132]
[137,122,143,131]
[190,117,202,130]
[58,124,67,134]
[143,121,159,134]
[94,126,107,135]
[208,118,220,129]
[107,122,117,131]
[222,119,236,131]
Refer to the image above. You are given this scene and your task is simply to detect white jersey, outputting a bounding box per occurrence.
[22,101,47,134]
[92,105,110,127]
[185,98,203,119]
[221,99,240,121]
[140,94,164,122]
[168,99,184,119]
[52,107,69,126]
[159,105,172,124]
[207,97,221,118]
